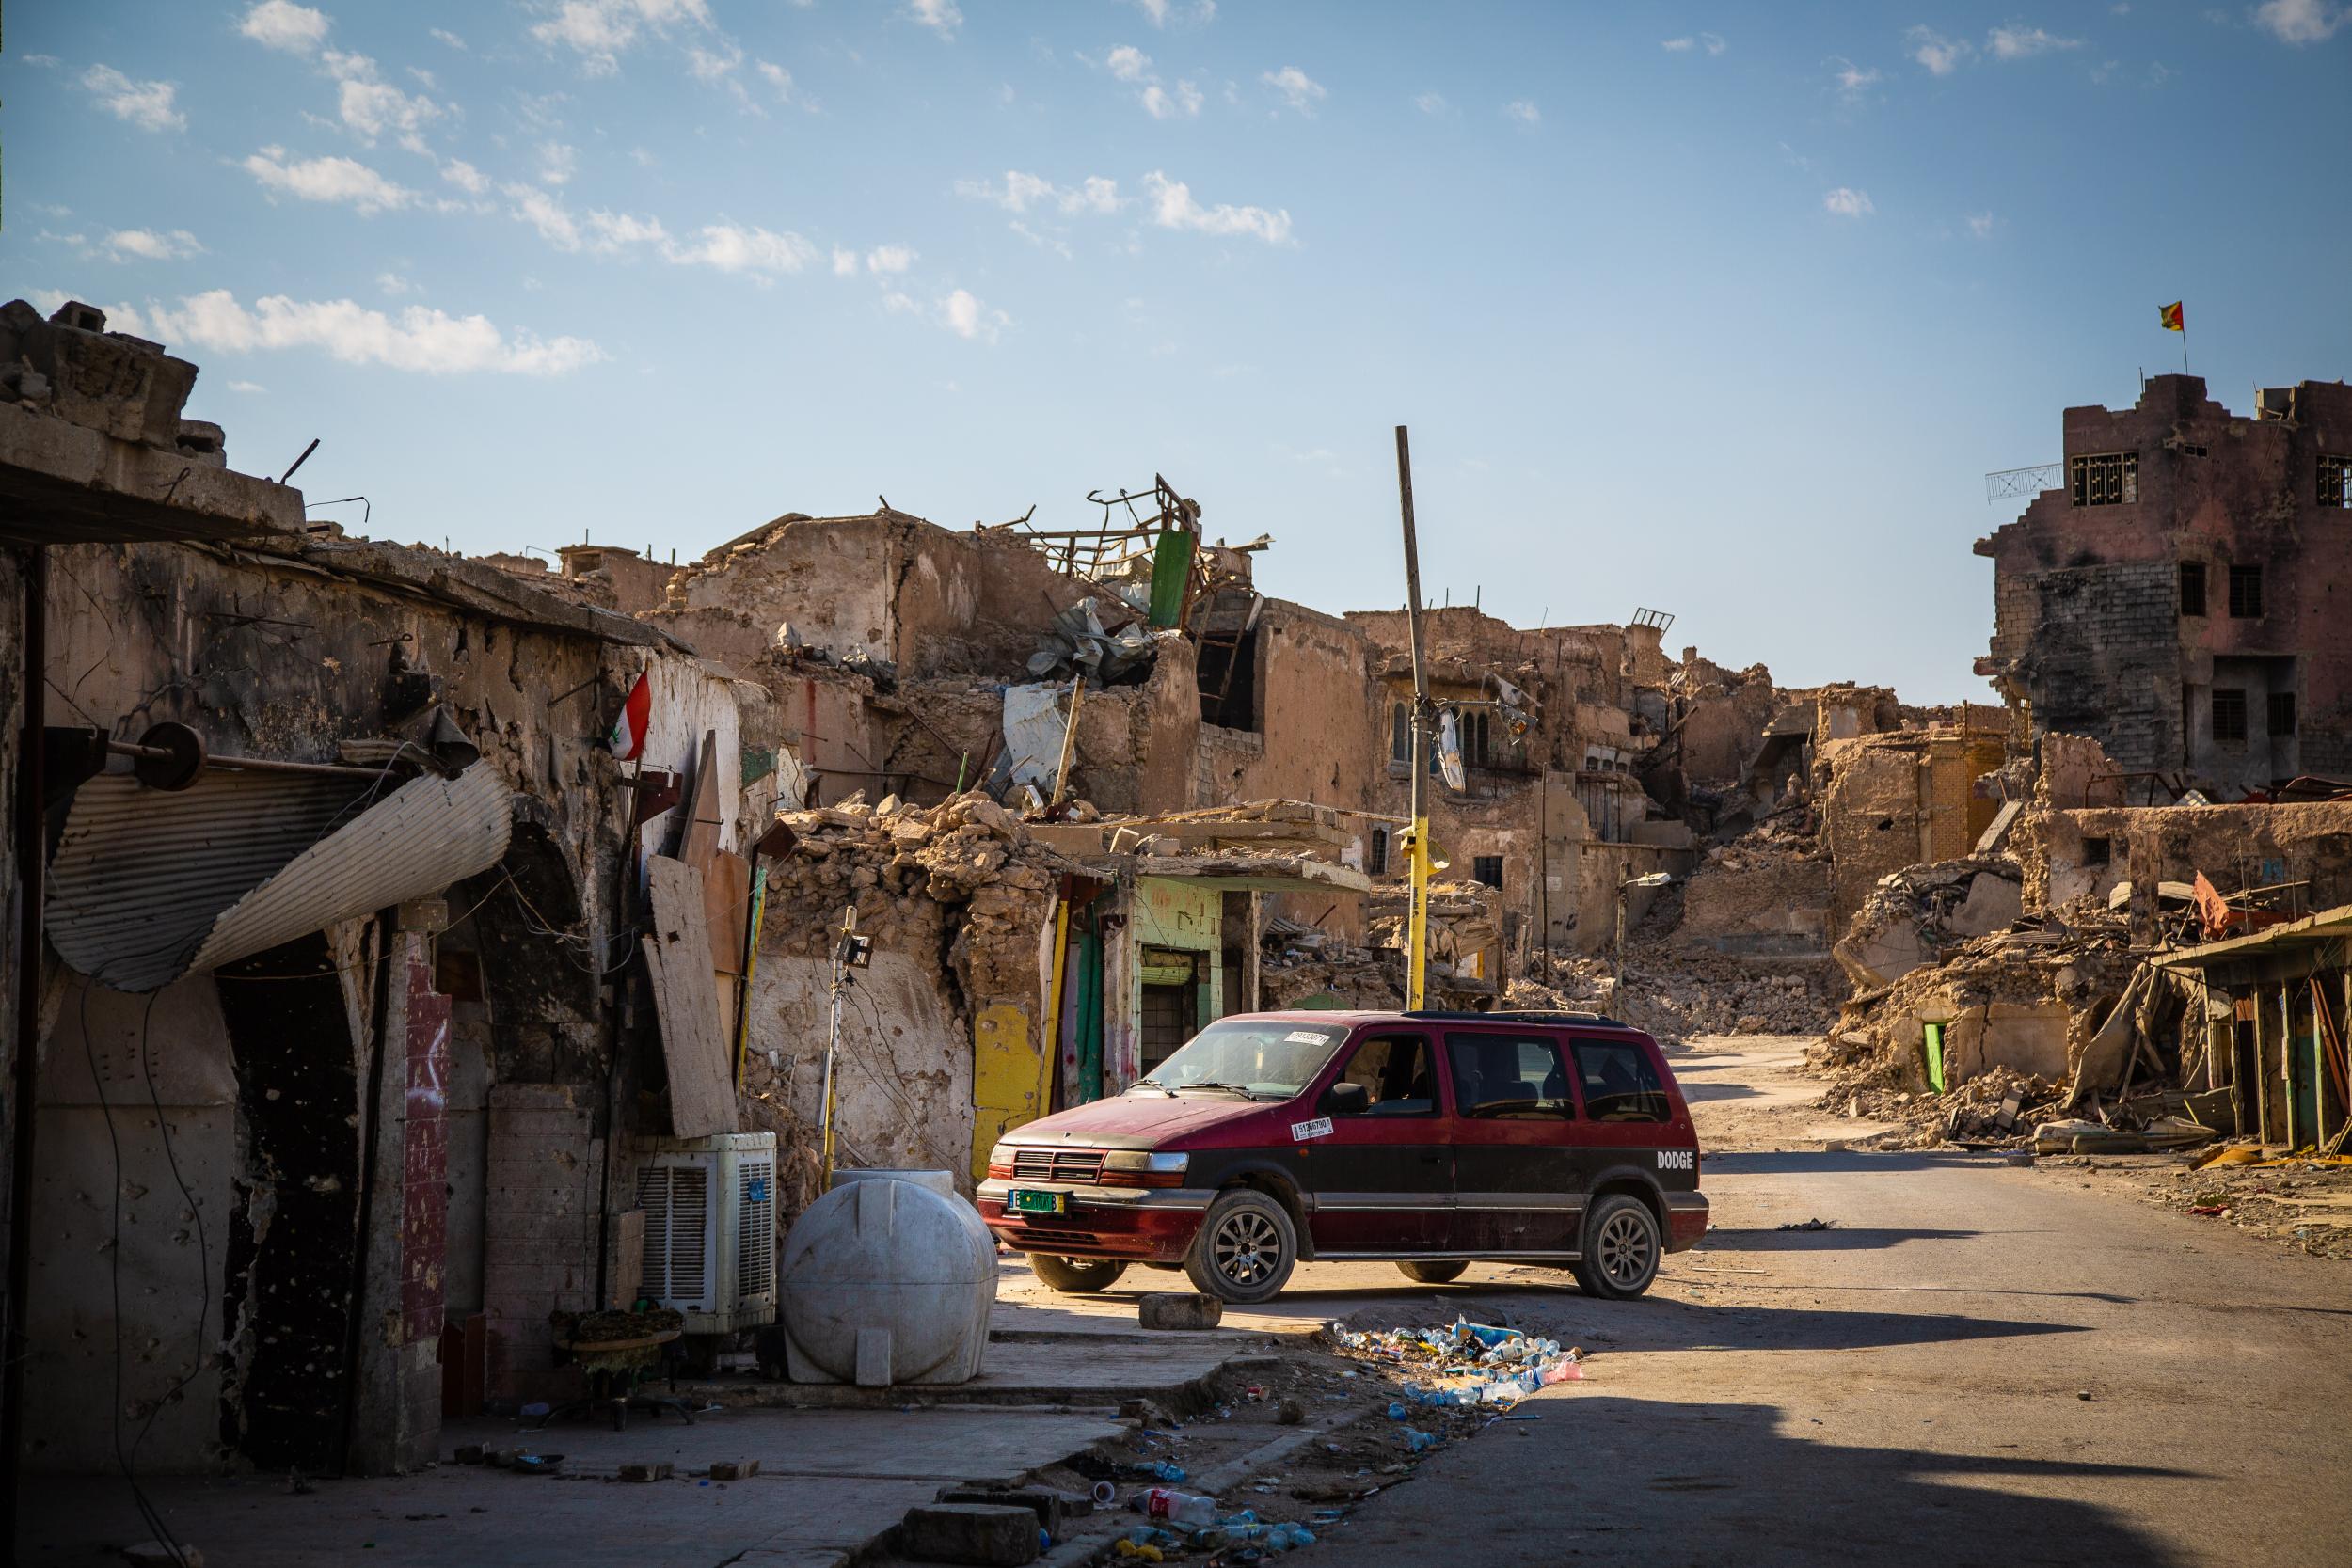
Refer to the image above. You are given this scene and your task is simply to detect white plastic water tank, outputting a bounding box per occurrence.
[778,1170,996,1386]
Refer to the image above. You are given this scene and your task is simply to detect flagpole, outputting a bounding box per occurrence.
[2182,323,2189,375]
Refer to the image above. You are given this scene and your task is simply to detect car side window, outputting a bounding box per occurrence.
[1571,1038,1671,1123]
[1333,1036,1438,1117]
[1444,1034,1574,1119]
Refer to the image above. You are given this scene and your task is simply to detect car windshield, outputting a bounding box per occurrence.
[1138,1020,1348,1099]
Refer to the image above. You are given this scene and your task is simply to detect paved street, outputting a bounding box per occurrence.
[1319,1035,2352,1567]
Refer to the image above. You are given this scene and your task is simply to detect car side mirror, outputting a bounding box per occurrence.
[1324,1082,1372,1117]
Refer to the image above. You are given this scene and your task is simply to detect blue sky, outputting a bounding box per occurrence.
[8,2,2349,703]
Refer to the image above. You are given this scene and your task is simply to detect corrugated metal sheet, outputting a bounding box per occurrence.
[49,769,363,991]
[49,763,514,992]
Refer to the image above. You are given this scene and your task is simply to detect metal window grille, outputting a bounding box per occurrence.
[2213,689,2249,743]
[2070,451,2138,507]
[2322,455,2352,510]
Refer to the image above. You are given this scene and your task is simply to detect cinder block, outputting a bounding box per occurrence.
[899,1502,1041,1566]
[710,1460,760,1481]
[618,1461,674,1482]
[1138,1291,1222,1330]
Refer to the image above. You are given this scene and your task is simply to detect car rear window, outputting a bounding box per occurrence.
[1571,1037,1672,1123]
[1444,1034,1574,1119]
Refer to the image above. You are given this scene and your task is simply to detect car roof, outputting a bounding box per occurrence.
[1216,1008,1644,1033]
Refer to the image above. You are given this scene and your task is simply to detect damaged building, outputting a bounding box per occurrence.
[1977,373,2352,797]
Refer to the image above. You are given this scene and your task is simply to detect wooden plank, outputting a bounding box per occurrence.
[704,849,752,1048]
[679,729,723,872]
[644,855,737,1139]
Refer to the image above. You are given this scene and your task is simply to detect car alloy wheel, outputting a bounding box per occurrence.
[1595,1205,1656,1290]
[1211,1208,1282,1288]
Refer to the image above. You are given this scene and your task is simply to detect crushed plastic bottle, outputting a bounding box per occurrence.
[1405,1428,1439,1452]
[1128,1487,1221,1528]
[1127,1459,1187,1483]
[1386,1401,1410,1420]
[1126,1525,1181,1548]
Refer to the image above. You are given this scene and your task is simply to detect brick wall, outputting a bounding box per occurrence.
[481,1085,602,1400]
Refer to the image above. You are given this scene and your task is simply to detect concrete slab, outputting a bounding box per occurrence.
[17,1406,1122,1568]
[692,1335,1263,1410]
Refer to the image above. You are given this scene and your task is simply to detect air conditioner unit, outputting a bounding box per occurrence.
[633,1132,778,1335]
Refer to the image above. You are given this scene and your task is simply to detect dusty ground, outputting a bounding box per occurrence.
[1311,1034,2352,1567]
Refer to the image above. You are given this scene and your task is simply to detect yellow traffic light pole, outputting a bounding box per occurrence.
[1394,425,1434,1011]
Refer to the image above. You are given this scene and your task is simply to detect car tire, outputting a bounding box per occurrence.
[1184,1189,1298,1305]
[1572,1194,1661,1300]
[1026,1254,1130,1293]
[1395,1260,1470,1285]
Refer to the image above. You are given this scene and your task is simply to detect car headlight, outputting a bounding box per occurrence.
[1102,1150,1188,1187]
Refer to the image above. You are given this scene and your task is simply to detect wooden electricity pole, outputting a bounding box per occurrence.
[1395,425,1435,1010]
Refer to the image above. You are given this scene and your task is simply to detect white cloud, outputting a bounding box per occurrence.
[2254,0,2345,42]
[1989,25,2083,58]
[81,65,185,133]
[431,28,469,50]
[956,171,1124,216]
[245,147,419,214]
[1107,45,1152,82]
[1414,90,1450,115]
[941,288,1007,341]
[338,74,445,141]
[1502,99,1540,126]
[504,183,582,248]
[1663,36,1694,50]
[1135,0,1170,21]
[1132,0,1215,22]
[83,289,601,375]
[832,248,858,277]
[1141,80,1203,118]
[1966,211,1995,237]
[1702,31,1727,54]
[1142,171,1292,244]
[1907,26,1973,74]
[103,228,204,261]
[539,140,580,184]
[532,0,715,75]
[906,0,961,38]
[866,245,916,274]
[1663,33,1726,55]
[377,270,416,294]
[1262,65,1327,113]
[21,54,58,67]
[1823,186,1875,217]
[501,183,673,255]
[587,210,668,249]
[1832,56,1883,98]
[755,59,794,101]
[441,159,490,195]
[240,1,330,55]
[663,223,818,277]
[227,379,267,393]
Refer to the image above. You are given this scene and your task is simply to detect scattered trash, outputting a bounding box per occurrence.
[1128,1488,1220,1528]
[1126,1460,1187,1483]
[1778,1218,1835,1232]
[1332,1316,1582,1409]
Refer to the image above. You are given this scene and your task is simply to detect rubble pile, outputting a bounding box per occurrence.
[1511,947,1839,1042]
[1833,855,2025,989]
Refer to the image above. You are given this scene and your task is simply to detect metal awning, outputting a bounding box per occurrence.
[48,761,514,991]
[2150,902,2352,974]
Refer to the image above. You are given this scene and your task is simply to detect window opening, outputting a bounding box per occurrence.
[1471,854,1503,890]
[1368,827,1389,876]
[2320,454,2351,510]
[2229,564,2263,619]
[2269,690,2297,737]
[2178,561,2206,617]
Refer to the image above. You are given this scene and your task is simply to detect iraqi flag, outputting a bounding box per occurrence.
[609,672,652,761]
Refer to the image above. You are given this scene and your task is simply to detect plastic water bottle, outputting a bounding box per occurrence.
[1132,1459,1186,1482]
[1405,1428,1438,1452]
[1387,1401,1410,1420]
[1129,1488,1220,1528]
[1270,1523,1317,1550]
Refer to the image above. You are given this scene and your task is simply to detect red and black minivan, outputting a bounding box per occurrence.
[977,1009,1708,1305]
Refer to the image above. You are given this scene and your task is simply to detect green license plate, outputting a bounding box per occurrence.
[1009,1188,1067,1215]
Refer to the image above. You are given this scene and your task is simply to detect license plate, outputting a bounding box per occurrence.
[1008,1188,1067,1216]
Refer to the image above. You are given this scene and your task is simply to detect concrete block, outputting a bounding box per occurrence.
[935,1486,1067,1535]
[710,1459,761,1481]
[901,1503,1041,1565]
[1138,1292,1222,1331]
[619,1461,675,1482]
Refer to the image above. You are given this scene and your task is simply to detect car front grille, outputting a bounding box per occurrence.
[1010,1148,1106,1185]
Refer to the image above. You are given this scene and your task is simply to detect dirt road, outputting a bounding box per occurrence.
[1306,1034,2352,1567]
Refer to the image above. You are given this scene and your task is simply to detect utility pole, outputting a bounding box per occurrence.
[1395,426,1435,1011]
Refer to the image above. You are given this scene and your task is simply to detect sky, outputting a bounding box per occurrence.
[8,1,2351,704]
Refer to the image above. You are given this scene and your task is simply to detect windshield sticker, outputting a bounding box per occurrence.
[1283,1030,1327,1044]
[1291,1116,1335,1142]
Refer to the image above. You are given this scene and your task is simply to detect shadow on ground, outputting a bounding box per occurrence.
[1343,1394,2198,1566]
